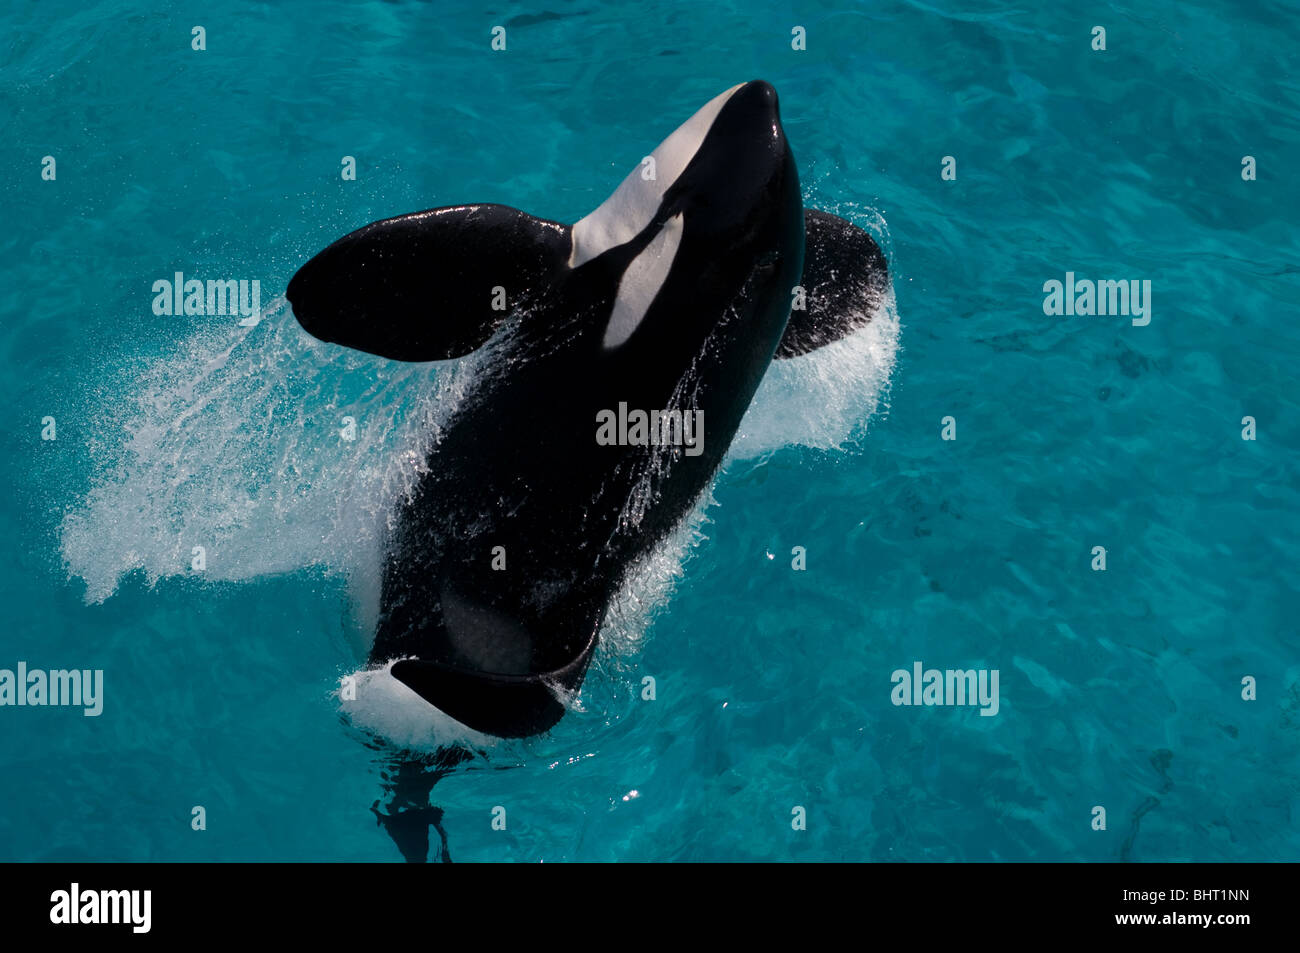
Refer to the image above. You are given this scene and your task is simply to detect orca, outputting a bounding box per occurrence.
[287,80,890,738]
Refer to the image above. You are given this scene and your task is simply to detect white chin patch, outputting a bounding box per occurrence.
[570,83,741,268]
[602,212,683,350]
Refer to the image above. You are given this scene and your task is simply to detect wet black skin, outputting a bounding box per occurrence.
[288,81,887,738]
[373,82,802,736]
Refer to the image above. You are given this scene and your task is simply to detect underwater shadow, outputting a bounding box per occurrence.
[369,745,475,863]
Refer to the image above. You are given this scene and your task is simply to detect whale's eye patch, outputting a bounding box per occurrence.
[568,84,743,268]
[602,213,685,350]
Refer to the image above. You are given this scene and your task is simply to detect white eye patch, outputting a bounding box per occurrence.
[602,212,684,350]
[570,83,740,269]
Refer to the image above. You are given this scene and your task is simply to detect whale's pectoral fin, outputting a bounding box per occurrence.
[775,209,890,358]
[287,204,571,361]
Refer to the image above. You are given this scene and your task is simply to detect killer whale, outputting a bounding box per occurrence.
[287,80,890,738]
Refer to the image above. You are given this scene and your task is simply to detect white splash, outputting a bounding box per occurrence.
[336,660,499,752]
[59,297,492,608]
[730,288,899,460]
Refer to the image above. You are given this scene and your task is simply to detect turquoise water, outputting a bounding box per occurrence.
[2,0,1297,862]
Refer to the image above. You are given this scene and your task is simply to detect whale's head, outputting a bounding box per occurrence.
[571,80,805,375]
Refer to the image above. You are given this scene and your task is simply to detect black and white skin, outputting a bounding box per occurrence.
[288,80,889,741]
